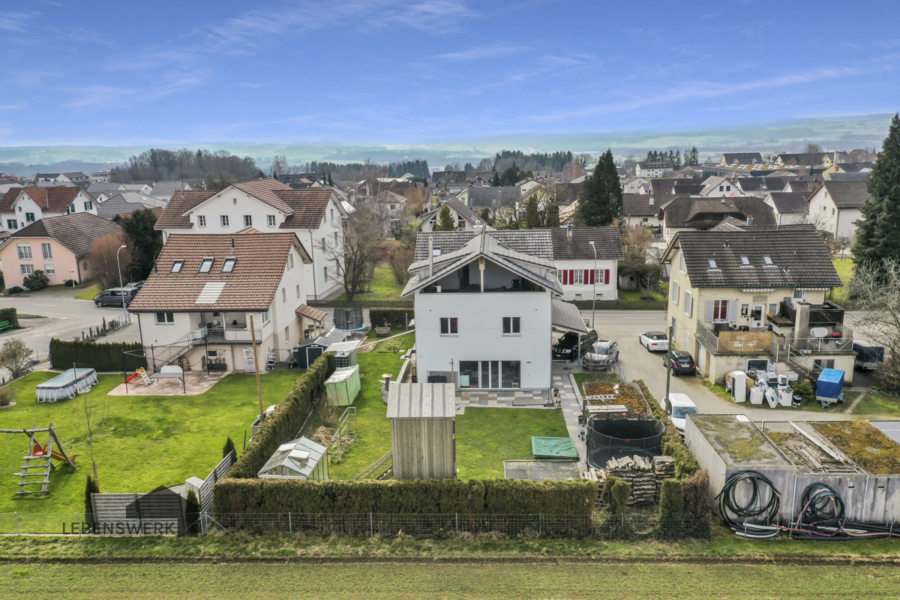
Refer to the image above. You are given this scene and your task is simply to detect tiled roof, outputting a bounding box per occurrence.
[662,196,775,229]
[154,190,216,229]
[760,176,792,192]
[96,192,166,219]
[445,197,480,223]
[231,178,293,213]
[721,153,763,165]
[275,189,334,229]
[550,227,624,261]
[149,181,191,199]
[296,304,327,322]
[821,180,871,209]
[622,193,683,217]
[1,212,122,257]
[128,230,310,313]
[413,229,554,262]
[460,186,521,209]
[735,177,763,192]
[0,186,82,212]
[767,192,810,215]
[834,162,874,173]
[666,228,841,289]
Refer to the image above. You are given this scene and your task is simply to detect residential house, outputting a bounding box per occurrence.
[659,196,776,242]
[822,162,874,177]
[635,161,674,178]
[431,171,467,194]
[699,176,739,197]
[88,182,154,196]
[375,189,408,231]
[149,181,192,201]
[90,170,111,183]
[402,228,585,398]
[760,176,792,192]
[660,226,849,384]
[127,229,312,373]
[35,172,89,187]
[651,178,704,196]
[764,192,810,225]
[719,153,763,166]
[419,198,486,232]
[773,153,833,168]
[784,177,822,194]
[621,176,650,194]
[806,180,871,240]
[733,178,765,197]
[516,178,543,197]
[155,179,346,302]
[0,212,122,287]
[456,186,521,220]
[96,192,167,220]
[0,186,98,233]
[551,225,624,304]
[621,193,679,228]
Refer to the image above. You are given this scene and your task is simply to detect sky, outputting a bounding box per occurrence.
[1,0,899,147]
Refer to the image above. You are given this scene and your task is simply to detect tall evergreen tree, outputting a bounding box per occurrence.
[327,173,334,186]
[576,149,623,227]
[853,113,900,280]
[433,205,458,231]
[690,147,700,166]
[121,208,163,281]
[674,150,682,169]
[546,201,560,228]
[646,151,653,161]
[480,208,494,226]
[491,171,501,186]
[524,195,540,229]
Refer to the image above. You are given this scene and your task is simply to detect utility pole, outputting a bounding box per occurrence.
[589,241,597,330]
[664,324,674,413]
[249,315,265,424]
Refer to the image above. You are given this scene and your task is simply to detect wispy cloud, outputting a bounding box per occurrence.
[433,43,526,61]
[64,73,208,109]
[0,11,39,32]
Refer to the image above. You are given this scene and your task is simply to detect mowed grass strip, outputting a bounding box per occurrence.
[2,561,899,599]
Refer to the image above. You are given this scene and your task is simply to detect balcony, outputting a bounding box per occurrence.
[778,300,845,326]
[194,326,264,344]
[696,321,774,355]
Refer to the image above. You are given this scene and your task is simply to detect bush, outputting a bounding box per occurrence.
[184,490,200,536]
[0,308,19,329]
[635,379,700,478]
[227,352,335,478]
[790,379,815,404]
[49,338,146,371]
[682,469,712,539]
[658,478,685,540]
[23,270,49,291]
[369,308,414,330]
[84,476,100,528]
[0,386,15,406]
[7,286,23,295]
[223,437,236,460]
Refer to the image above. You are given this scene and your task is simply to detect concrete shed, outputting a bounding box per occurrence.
[387,383,457,480]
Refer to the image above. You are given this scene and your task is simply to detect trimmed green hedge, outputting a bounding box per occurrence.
[0,307,19,329]
[369,308,414,330]
[213,478,597,516]
[226,352,335,479]
[49,339,146,371]
[634,380,700,478]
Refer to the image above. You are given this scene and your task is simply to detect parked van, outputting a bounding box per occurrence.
[94,287,138,307]
[659,392,699,435]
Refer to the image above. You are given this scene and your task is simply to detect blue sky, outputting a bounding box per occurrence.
[1,0,899,146]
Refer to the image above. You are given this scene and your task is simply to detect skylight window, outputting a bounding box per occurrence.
[222,258,236,273]
[708,259,718,269]
[171,260,183,273]
[740,256,750,266]
[763,255,773,265]
[199,258,214,273]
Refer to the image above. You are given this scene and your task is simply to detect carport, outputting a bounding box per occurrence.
[551,299,590,362]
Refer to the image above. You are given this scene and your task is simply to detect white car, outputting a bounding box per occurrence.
[659,393,699,435]
[640,331,669,352]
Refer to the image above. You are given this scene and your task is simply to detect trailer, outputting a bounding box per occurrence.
[853,343,884,371]
[816,368,845,408]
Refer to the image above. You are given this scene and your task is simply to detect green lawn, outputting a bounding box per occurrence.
[333,263,406,303]
[619,288,667,302]
[73,285,101,301]
[851,391,900,415]
[456,407,569,479]
[0,370,299,519]
[830,258,854,306]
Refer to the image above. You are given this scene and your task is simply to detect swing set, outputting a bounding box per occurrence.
[2,423,77,496]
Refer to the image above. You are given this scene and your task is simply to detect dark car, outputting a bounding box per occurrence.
[552,329,598,360]
[94,287,138,307]
[663,350,696,376]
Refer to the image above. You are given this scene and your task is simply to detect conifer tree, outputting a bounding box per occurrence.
[525,195,539,229]
[480,208,493,226]
[433,205,457,231]
[576,149,623,227]
[491,171,501,186]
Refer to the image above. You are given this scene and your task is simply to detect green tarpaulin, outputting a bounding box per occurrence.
[531,437,578,459]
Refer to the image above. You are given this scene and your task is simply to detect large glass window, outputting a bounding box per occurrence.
[713,299,729,321]
[501,361,521,389]
[41,243,52,259]
[17,244,31,259]
[459,361,479,388]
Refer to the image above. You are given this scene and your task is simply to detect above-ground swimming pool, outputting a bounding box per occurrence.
[36,368,98,402]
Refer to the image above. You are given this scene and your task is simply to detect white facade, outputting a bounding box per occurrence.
[555,259,617,302]
[0,189,97,233]
[764,198,808,226]
[806,186,862,240]
[622,177,650,194]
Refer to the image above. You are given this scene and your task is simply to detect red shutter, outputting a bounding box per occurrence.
[568,270,575,285]
[588,269,595,285]
[604,270,610,284]
[583,269,590,284]
[562,270,568,285]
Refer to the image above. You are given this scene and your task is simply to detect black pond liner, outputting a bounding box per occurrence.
[586,416,665,470]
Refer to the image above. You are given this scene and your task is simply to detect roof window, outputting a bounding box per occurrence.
[740,256,750,266]
[708,259,718,269]
[222,258,236,273]
[171,260,184,273]
[199,258,214,273]
[763,255,773,265]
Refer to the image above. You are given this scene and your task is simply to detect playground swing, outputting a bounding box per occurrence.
[2,423,77,497]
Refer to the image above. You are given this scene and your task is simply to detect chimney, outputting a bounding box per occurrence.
[428,236,434,277]
[649,197,654,206]
[566,222,573,243]
[473,224,484,235]
[746,216,754,226]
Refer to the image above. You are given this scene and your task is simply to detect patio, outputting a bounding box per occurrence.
[108,370,228,396]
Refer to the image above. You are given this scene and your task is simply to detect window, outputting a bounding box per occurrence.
[41,243,52,259]
[769,303,778,315]
[198,215,207,228]
[6,219,16,230]
[713,300,729,321]
[222,258,236,273]
[20,264,34,275]
[741,304,750,317]
[68,204,75,214]
[243,215,252,227]
[502,317,521,335]
[289,254,294,269]
[199,258,214,273]
[330,209,334,223]
[171,260,184,273]
[740,256,750,266]
[267,215,276,227]
[284,326,290,342]
[440,317,458,335]
[831,208,835,216]
[334,232,338,245]
[708,259,718,269]
[295,284,300,299]
[261,310,270,325]
[323,266,328,281]
[671,280,679,305]
[813,359,835,370]
[155,312,175,324]
[220,215,229,228]
[763,255,773,265]
[390,204,396,210]
[44,264,55,275]
[683,291,693,317]
[17,244,32,259]
[679,252,686,274]
[84,201,93,211]
[282,288,286,303]
[25,213,34,222]
[501,361,521,388]
[573,270,583,285]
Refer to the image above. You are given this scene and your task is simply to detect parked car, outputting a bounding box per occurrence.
[124,280,145,290]
[582,339,619,370]
[659,392,699,435]
[663,350,696,376]
[552,330,597,360]
[639,331,668,352]
[94,287,138,307]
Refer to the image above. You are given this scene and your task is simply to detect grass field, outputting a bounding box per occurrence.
[0,370,299,518]
[830,258,854,307]
[333,263,406,303]
[1,561,898,599]
[73,284,101,301]
[852,391,900,415]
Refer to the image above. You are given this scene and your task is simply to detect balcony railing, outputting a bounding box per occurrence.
[788,336,855,354]
[195,326,264,344]
[696,321,774,355]
[779,301,845,326]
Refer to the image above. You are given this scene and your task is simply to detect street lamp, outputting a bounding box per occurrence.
[116,244,128,324]
[588,241,597,330]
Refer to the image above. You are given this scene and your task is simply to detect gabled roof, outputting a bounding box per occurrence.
[662,196,776,229]
[0,212,122,257]
[460,186,521,209]
[155,190,216,229]
[735,177,763,192]
[662,228,841,289]
[149,180,191,199]
[721,152,763,165]
[96,192,167,219]
[550,227,624,261]
[230,178,294,213]
[0,186,82,212]
[274,189,336,229]
[128,230,311,313]
[819,180,872,209]
[766,192,810,215]
[413,230,554,262]
[420,197,483,227]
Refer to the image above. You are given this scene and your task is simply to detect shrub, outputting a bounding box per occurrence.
[49,338,146,371]
[223,437,236,459]
[682,469,712,539]
[84,476,100,528]
[23,270,49,291]
[609,479,631,514]
[600,474,621,506]
[658,478,685,540]
[0,386,15,406]
[369,308,414,330]
[0,307,13,329]
[184,490,200,536]
[790,379,815,404]
[635,379,700,478]
[7,286,23,295]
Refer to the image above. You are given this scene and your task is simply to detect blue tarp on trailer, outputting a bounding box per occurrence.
[816,368,845,402]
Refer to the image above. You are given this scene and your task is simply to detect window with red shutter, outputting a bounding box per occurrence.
[604,270,610,284]
[584,269,590,284]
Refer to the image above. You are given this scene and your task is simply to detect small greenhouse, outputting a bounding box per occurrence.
[326,365,361,406]
[257,436,329,481]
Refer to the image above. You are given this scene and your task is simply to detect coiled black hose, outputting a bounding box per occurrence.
[716,470,781,528]
[799,483,844,526]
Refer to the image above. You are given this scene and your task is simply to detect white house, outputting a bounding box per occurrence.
[90,170,111,183]
[155,179,346,302]
[419,197,486,232]
[403,228,585,398]
[622,176,650,194]
[0,186,98,233]
[635,162,673,179]
[806,180,870,241]
[35,172,89,186]
[551,225,624,304]
[764,192,809,225]
[128,229,312,373]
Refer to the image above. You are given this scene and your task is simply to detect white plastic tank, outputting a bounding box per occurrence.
[750,387,765,405]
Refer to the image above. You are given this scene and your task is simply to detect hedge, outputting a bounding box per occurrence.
[0,308,19,329]
[49,339,146,371]
[369,308,414,330]
[213,478,597,517]
[226,352,335,479]
[634,380,700,478]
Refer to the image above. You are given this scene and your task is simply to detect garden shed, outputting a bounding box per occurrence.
[325,365,361,406]
[257,436,329,481]
[293,328,348,369]
[387,382,457,480]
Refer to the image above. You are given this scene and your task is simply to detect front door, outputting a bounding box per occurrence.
[751,304,765,329]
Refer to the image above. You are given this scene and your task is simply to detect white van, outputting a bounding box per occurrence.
[659,393,699,435]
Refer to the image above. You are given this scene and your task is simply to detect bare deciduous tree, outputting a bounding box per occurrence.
[271,155,290,176]
[804,142,823,154]
[90,234,131,291]
[850,260,900,390]
[323,197,388,301]
[620,226,661,297]
[0,338,33,380]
